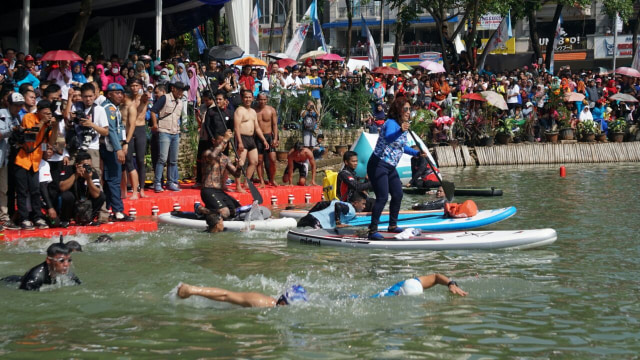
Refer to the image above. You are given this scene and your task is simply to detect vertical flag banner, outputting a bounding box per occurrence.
[632,42,640,71]
[194,27,207,54]
[250,1,261,56]
[361,14,378,69]
[484,11,510,54]
[285,3,313,59]
[312,0,328,51]
[550,15,563,74]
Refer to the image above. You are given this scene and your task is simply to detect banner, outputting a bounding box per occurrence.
[549,15,563,74]
[312,0,327,51]
[284,3,313,59]
[361,14,378,69]
[483,11,511,54]
[477,14,503,31]
[250,2,260,56]
[193,27,207,55]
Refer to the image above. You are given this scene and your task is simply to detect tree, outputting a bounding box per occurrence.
[280,1,293,52]
[69,0,92,53]
[418,0,470,71]
[388,0,421,62]
[601,0,637,59]
[346,0,354,61]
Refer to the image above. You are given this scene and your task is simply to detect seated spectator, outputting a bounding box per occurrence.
[58,151,105,225]
[312,134,325,160]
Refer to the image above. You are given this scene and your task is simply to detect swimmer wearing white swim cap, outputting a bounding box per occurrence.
[371,274,468,298]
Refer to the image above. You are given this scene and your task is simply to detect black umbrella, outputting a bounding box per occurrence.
[208,45,245,61]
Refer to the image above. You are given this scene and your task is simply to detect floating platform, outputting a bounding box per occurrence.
[123,183,323,216]
[0,219,158,242]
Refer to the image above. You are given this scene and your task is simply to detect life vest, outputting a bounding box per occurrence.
[322,169,339,201]
[444,200,478,218]
[422,165,440,183]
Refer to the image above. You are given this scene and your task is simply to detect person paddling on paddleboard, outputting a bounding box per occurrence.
[175,273,466,308]
[367,96,427,240]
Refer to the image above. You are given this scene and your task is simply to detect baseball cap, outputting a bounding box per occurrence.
[25,55,34,61]
[106,83,125,92]
[9,93,25,105]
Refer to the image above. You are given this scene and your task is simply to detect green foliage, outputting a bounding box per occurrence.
[577,118,599,135]
[602,0,635,22]
[410,109,435,138]
[275,89,312,125]
[609,118,628,133]
[496,117,516,135]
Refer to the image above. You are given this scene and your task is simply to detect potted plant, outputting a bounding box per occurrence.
[577,118,598,142]
[520,111,536,142]
[495,117,515,145]
[556,106,575,140]
[608,118,627,142]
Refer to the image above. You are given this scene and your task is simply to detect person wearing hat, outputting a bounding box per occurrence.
[149,81,187,193]
[101,83,133,221]
[13,60,40,93]
[0,93,24,230]
[13,99,60,230]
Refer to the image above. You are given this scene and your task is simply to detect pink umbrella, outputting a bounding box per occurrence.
[564,92,585,102]
[277,58,298,68]
[40,50,83,62]
[614,67,640,78]
[419,60,446,73]
[318,53,345,62]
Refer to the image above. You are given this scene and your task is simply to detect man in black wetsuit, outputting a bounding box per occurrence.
[18,242,81,291]
[336,151,374,211]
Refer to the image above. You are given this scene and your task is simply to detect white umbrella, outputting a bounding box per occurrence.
[419,60,446,73]
[299,50,327,61]
[609,93,639,102]
[266,52,289,59]
[481,91,508,110]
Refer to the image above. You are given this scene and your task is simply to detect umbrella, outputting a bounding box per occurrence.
[372,66,401,75]
[481,91,508,110]
[419,60,446,73]
[461,93,486,102]
[299,50,327,60]
[347,59,370,72]
[614,67,640,78]
[317,53,344,62]
[233,56,268,67]
[596,67,609,76]
[564,92,585,102]
[208,45,244,61]
[40,50,83,62]
[277,58,298,68]
[387,62,413,71]
[266,52,289,59]
[609,93,639,102]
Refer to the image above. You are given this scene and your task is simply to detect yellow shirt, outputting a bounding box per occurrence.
[14,113,50,171]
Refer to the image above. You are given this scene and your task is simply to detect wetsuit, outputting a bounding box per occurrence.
[18,262,81,291]
[337,167,374,211]
[370,278,420,298]
[297,200,355,229]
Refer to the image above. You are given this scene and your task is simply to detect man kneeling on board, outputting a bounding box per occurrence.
[408,145,441,189]
[297,192,367,229]
[197,129,243,220]
[175,273,466,308]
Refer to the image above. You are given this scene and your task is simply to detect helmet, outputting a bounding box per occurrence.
[398,278,423,296]
[277,285,308,305]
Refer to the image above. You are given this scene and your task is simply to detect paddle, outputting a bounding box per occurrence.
[349,212,444,226]
[407,130,455,202]
[200,64,263,204]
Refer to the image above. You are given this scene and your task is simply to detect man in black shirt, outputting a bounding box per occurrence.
[18,242,80,291]
[205,91,234,139]
[337,151,373,211]
[58,151,105,224]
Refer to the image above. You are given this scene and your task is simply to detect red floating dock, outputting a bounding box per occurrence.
[0,219,158,242]
[122,183,322,216]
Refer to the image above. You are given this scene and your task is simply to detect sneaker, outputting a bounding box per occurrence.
[34,219,49,230]
[387,226,406,233]
[167,183,182,192]
[368,232,384,240]
[1,221,20,230]
[112,212,134,222]
[154,183,164,193]
[20,220,35,231]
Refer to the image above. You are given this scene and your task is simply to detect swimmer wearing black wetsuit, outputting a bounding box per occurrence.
[11,242,81,291]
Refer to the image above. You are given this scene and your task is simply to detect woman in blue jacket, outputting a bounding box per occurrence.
[13,61,39,92]
[367,96,424,240]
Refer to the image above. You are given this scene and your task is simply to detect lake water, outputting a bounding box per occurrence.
[1,163,639,358]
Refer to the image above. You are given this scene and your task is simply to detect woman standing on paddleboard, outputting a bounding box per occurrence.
[367,96,423,240]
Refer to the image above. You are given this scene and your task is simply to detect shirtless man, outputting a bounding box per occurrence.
[254,93,279,187]
[129,79,149,198]
[283,142,317,186]
[234,90,269,193]
[119,89,139,199]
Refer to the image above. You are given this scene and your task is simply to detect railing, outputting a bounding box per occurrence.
[332,43,442,57]
[337,4,387,19]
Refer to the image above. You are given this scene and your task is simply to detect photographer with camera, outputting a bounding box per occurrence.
[0,93,24,230]
[13,99,59,230]
[63,84,109,177]
[58,151,104,225]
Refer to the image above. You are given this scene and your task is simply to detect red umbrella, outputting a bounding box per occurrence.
[461,93,486,102]
[372,66,401,75]
[317,53,344,61]
[40,50,83,62]
[277,58,298,68]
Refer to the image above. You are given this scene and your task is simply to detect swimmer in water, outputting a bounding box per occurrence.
[18,242,81,291]
[94,234,114,243]
[177,283,308,308]
[175,273,466,308]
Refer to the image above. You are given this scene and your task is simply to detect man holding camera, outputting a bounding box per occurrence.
[14,100,59,230]
[58,151,104,224]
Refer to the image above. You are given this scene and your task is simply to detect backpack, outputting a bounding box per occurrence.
[303,113,316,131]
[322,169,339,201]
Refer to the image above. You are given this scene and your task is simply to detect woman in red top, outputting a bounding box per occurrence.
[238,65,255,93]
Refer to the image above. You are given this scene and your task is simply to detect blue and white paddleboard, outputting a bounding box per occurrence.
[343,206,517,231]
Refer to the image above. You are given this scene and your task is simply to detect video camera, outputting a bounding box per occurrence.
[9,127,40,148]
[73,110,86,124]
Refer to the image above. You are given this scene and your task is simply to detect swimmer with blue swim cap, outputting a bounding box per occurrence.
[177,282,308,308]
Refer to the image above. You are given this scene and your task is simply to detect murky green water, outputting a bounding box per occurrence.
[1,163,639,358]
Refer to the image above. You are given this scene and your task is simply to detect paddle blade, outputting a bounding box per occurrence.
[442,181,455,202]
[247,181,263,204]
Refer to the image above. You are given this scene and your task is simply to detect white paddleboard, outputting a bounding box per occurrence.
[158,212,298,231]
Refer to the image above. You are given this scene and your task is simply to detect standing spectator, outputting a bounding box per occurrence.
[0,93,24,230]
[301,100,318,148]
[47,61,72,100]
[307,66,323,110]
[13,61,40,92]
